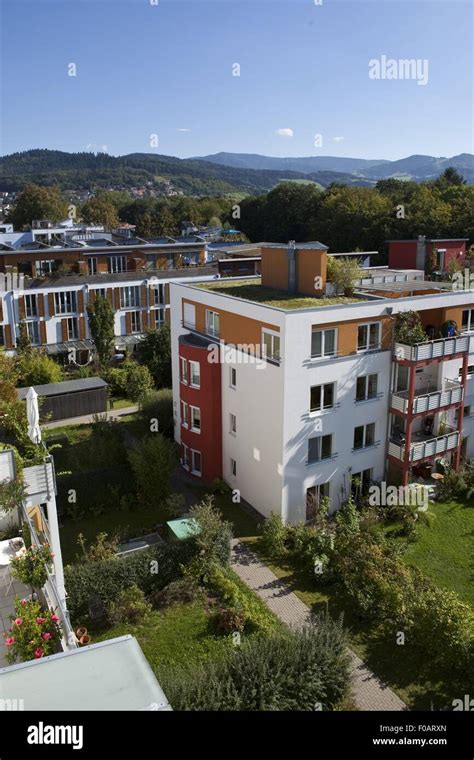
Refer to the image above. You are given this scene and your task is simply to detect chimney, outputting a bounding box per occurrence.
[288,240,297,294]
[416,234,426,271]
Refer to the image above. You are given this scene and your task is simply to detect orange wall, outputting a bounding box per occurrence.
[261,246,327,296]
[312,316,393,357]
[183,298,279,349]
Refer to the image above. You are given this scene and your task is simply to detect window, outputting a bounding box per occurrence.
[311,328,336,359]
[152,308,165,329]
[351,468,373,497]
[230,367,236,388]
[307,434,333,464]
[230,458,237,477]
[356,373,378,402]
[357,322,381,352]
[120,286,140,308]
[54,291,77,315]
[262,329,280,363]
[191,449,202,476]
[460,365,474,377]
[88,257,97,275]
[462,309,474,332]
[190,406,201,432]
[66,318,78,341]
[455,405,472,422]
[108,255,127,274]
[130,311,141,334]
[180,400,188,427]
[26,321,40,345]
[206,310,220,338]
[35,259,57,276]
[310,383,335,412]
[92,288,107,302]
[25,294,37,318]
[180,357,188,384]
[306,482,330,522]
[182,444,190,470]
[152,284,165,305]
[230,413,237,434]
[189,360,200,388]
[353,422,376,450]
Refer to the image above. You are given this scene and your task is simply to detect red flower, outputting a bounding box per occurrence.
[34,647,44,659]
[41,632,52,641]
[50,614,59,623]
[20,599,28,606]
[14,618,23,626]
[36,617,46,625]
[4,637,14,646]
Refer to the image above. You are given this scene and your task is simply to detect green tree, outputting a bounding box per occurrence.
[123,362,154,402]
[7,184,69,229]
[80,196,119,228]
[128,435,176,506]
[17,350,63,386]
[87,295,115,365]
[137,323,172,387]
[326,256,364,295]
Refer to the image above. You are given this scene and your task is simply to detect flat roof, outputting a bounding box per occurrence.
[0,636,171,711]
[387,238,469,243]
[261,241,328,251]
[24,264,218,289]
[166,517,200,540]
[17,377,107,399]
[359,280,452,293]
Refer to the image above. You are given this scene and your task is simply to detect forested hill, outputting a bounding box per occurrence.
[0,149,366,195]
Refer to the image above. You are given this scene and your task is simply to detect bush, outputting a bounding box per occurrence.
[149,579,202,609]
[208,566,277,636]
[260,512,288,559]
[164,616,350,711]
[108,584,152,624]
[211,607,246,635]
[286,522,335,581]
[123,362,154,403]
[394,311,427,345]
[16,350,63,387]
[184,497,233,582]
[128,434,176,506]
[140,389,174,437]
[65,539,198,620]
[4,598,62,664]
[137,324,172,388]
[163,493,186,519]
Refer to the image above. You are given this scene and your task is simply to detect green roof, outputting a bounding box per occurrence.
[196,279,362,310]
[166,517,201,541]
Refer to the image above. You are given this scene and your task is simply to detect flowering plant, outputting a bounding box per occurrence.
[4,597,62,664]
[10,544,54,591]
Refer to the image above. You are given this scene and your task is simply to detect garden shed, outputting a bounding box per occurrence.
[17,377,108,422]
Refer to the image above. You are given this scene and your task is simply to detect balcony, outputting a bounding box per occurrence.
[388,428,460,463]
[391,380,463,415]
[394,335,469,363]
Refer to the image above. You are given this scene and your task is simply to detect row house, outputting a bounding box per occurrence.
[170,242,474,524]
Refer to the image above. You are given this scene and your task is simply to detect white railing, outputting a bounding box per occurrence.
[394,335,469,362]
[389,430,460,462]
[23,457,56,504]
[391,382,463,415]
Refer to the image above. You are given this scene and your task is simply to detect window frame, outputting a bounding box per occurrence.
[54,290,77,316]
[310,382,335,413]
[66,317,78,341]
[130,310,142,334]
[230,458,237,477]
[311,328,337,359]
[189,360,200,388]
[206,309,220,338]
[355,373,379,402]
[191,449,202,476]
[26,320,40,346]
[462,309,474,332]
[230,413,237,435]
[180,400,188,428]
[353,422,376,450]
[307,433,333,464]
[190,405,201,433]
[230,367,237,389]
[262,328,281,363]
[357,322,381,353]
[180,357,188,384]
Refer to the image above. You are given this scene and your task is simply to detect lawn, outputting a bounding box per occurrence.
[244,536,468,710]
[197,280,363,310]
[401,500,474,607]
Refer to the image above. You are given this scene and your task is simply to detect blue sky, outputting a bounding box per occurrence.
[1,0,472,160]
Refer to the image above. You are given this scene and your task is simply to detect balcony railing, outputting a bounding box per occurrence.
[394,335,469,362]
[388,429,460,462]
[391,380,463,415]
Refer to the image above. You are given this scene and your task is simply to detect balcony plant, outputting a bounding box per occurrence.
[394,311,427,346]
[10,543,54,595]
[3,597,62,664]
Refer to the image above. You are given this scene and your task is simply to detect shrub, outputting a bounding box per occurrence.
[137,324,172,388]
[65,539,198,620]
[4,598,62,664]
[10,544,54,591]
[128,434,176,506]
[76,532,119,562]
[183,496,233,583]
[286,522,335,581]
[149,579,202,609]
[394,311,427,345]
[211,607,246,635]
[208,566,277,636]
[140,389,174,437]
[163,493,186,519]
[260,512,288,559]
[123,362,154,403]
[16,350,63,387]
[108,584,152,624]
[335,496,360,537]
[164,616,350,711]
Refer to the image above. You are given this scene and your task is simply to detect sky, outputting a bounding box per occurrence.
[0,0,472,161]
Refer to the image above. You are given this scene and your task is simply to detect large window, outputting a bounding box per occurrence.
[206,310,220,338]
[357,322,381,352]
[152,308,165,329]
[108,255,127,274]
[353,422,375,450]
[306,482,330,522]
[189,360,200,388]
[120,286,140,309]
[307,434,333,464]
[310,382,335,412]
[35,259,57,276]
[191,449,202,476]
[26,321,40,345]
[462,309,474,332]
[190,406,201,433]
[130,311,141,334]
[311,328,336,359]
[152,284,165,305]
[55,291,77,315]
[66,318,78,341]
[262,329,280,363]
[351,468,373,497]
[25,294,38,318]
[355,373,378,402]
[88,257,97,275]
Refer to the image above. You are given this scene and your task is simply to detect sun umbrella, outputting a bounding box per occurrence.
[26,387,42,445]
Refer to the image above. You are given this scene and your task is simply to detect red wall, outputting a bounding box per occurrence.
[388,240,466,271]
[179,338,222,483]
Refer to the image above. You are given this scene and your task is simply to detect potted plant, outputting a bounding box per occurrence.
[3,597,62,664]
[10,544,54,597]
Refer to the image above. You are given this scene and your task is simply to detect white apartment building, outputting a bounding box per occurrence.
[171,243,474,524]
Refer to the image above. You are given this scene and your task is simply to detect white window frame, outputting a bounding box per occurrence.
[461,309,474,333]
[353,422,376,450]
[355,373,379,402]
[191,449,202,476]
[25,294,38,318]
[180,400,188,428]
[55,291,77,315]
[189,360,200,388]
[120,286,140,309]
[230,367,236,389]
[190,405,201,433]
[307,434,333,464]
[130,311,141,334]
[26,320,40,346]
[88,257,98,275]
[66,317,78,341]
[108,255,127,274]
[262,328,281,363]
[310,382,335,413]
[357,322,381,353]
[153,284,165,305]
[182,443,190,470]
[180,357,188,384]
[206,309,220,338]
[311,328,337,359]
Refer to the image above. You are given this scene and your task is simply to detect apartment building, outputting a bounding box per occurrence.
[388,235,468,272]
[170,242,474,524]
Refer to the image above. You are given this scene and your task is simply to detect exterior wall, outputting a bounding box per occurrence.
[297,249,327,296]
[182,297,280,348]
[260,247,289,290]
[388,241,418,269]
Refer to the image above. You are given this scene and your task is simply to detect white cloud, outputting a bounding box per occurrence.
[176,128,191,133]
[332,136,345,143]
[85,143,108,153]
[275,128,294,138]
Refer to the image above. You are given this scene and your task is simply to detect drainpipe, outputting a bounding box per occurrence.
[287,240,297,294]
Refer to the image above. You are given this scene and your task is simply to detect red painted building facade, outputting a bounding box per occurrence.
[388,237,468,272]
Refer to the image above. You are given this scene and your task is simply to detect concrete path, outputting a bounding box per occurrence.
[231,539,406,712]
[42,405,139,429]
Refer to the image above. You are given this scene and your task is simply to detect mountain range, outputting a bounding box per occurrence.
[0,149,472,198]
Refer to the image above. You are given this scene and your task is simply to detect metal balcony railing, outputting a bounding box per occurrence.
[388,429,460,462]
[394,335,469,362]
[391,380,463,415]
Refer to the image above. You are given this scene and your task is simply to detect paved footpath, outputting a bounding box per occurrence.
[42,405,139,429]
[231,539,406,712]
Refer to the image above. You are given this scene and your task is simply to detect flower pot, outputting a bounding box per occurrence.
[79,634,91,646]
[76,626,88,639]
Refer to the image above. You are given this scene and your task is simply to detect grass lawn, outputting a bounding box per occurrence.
[108,397,136,410]
[401,500,474,607]
[197,280,362,310]
[243,536,467,711]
